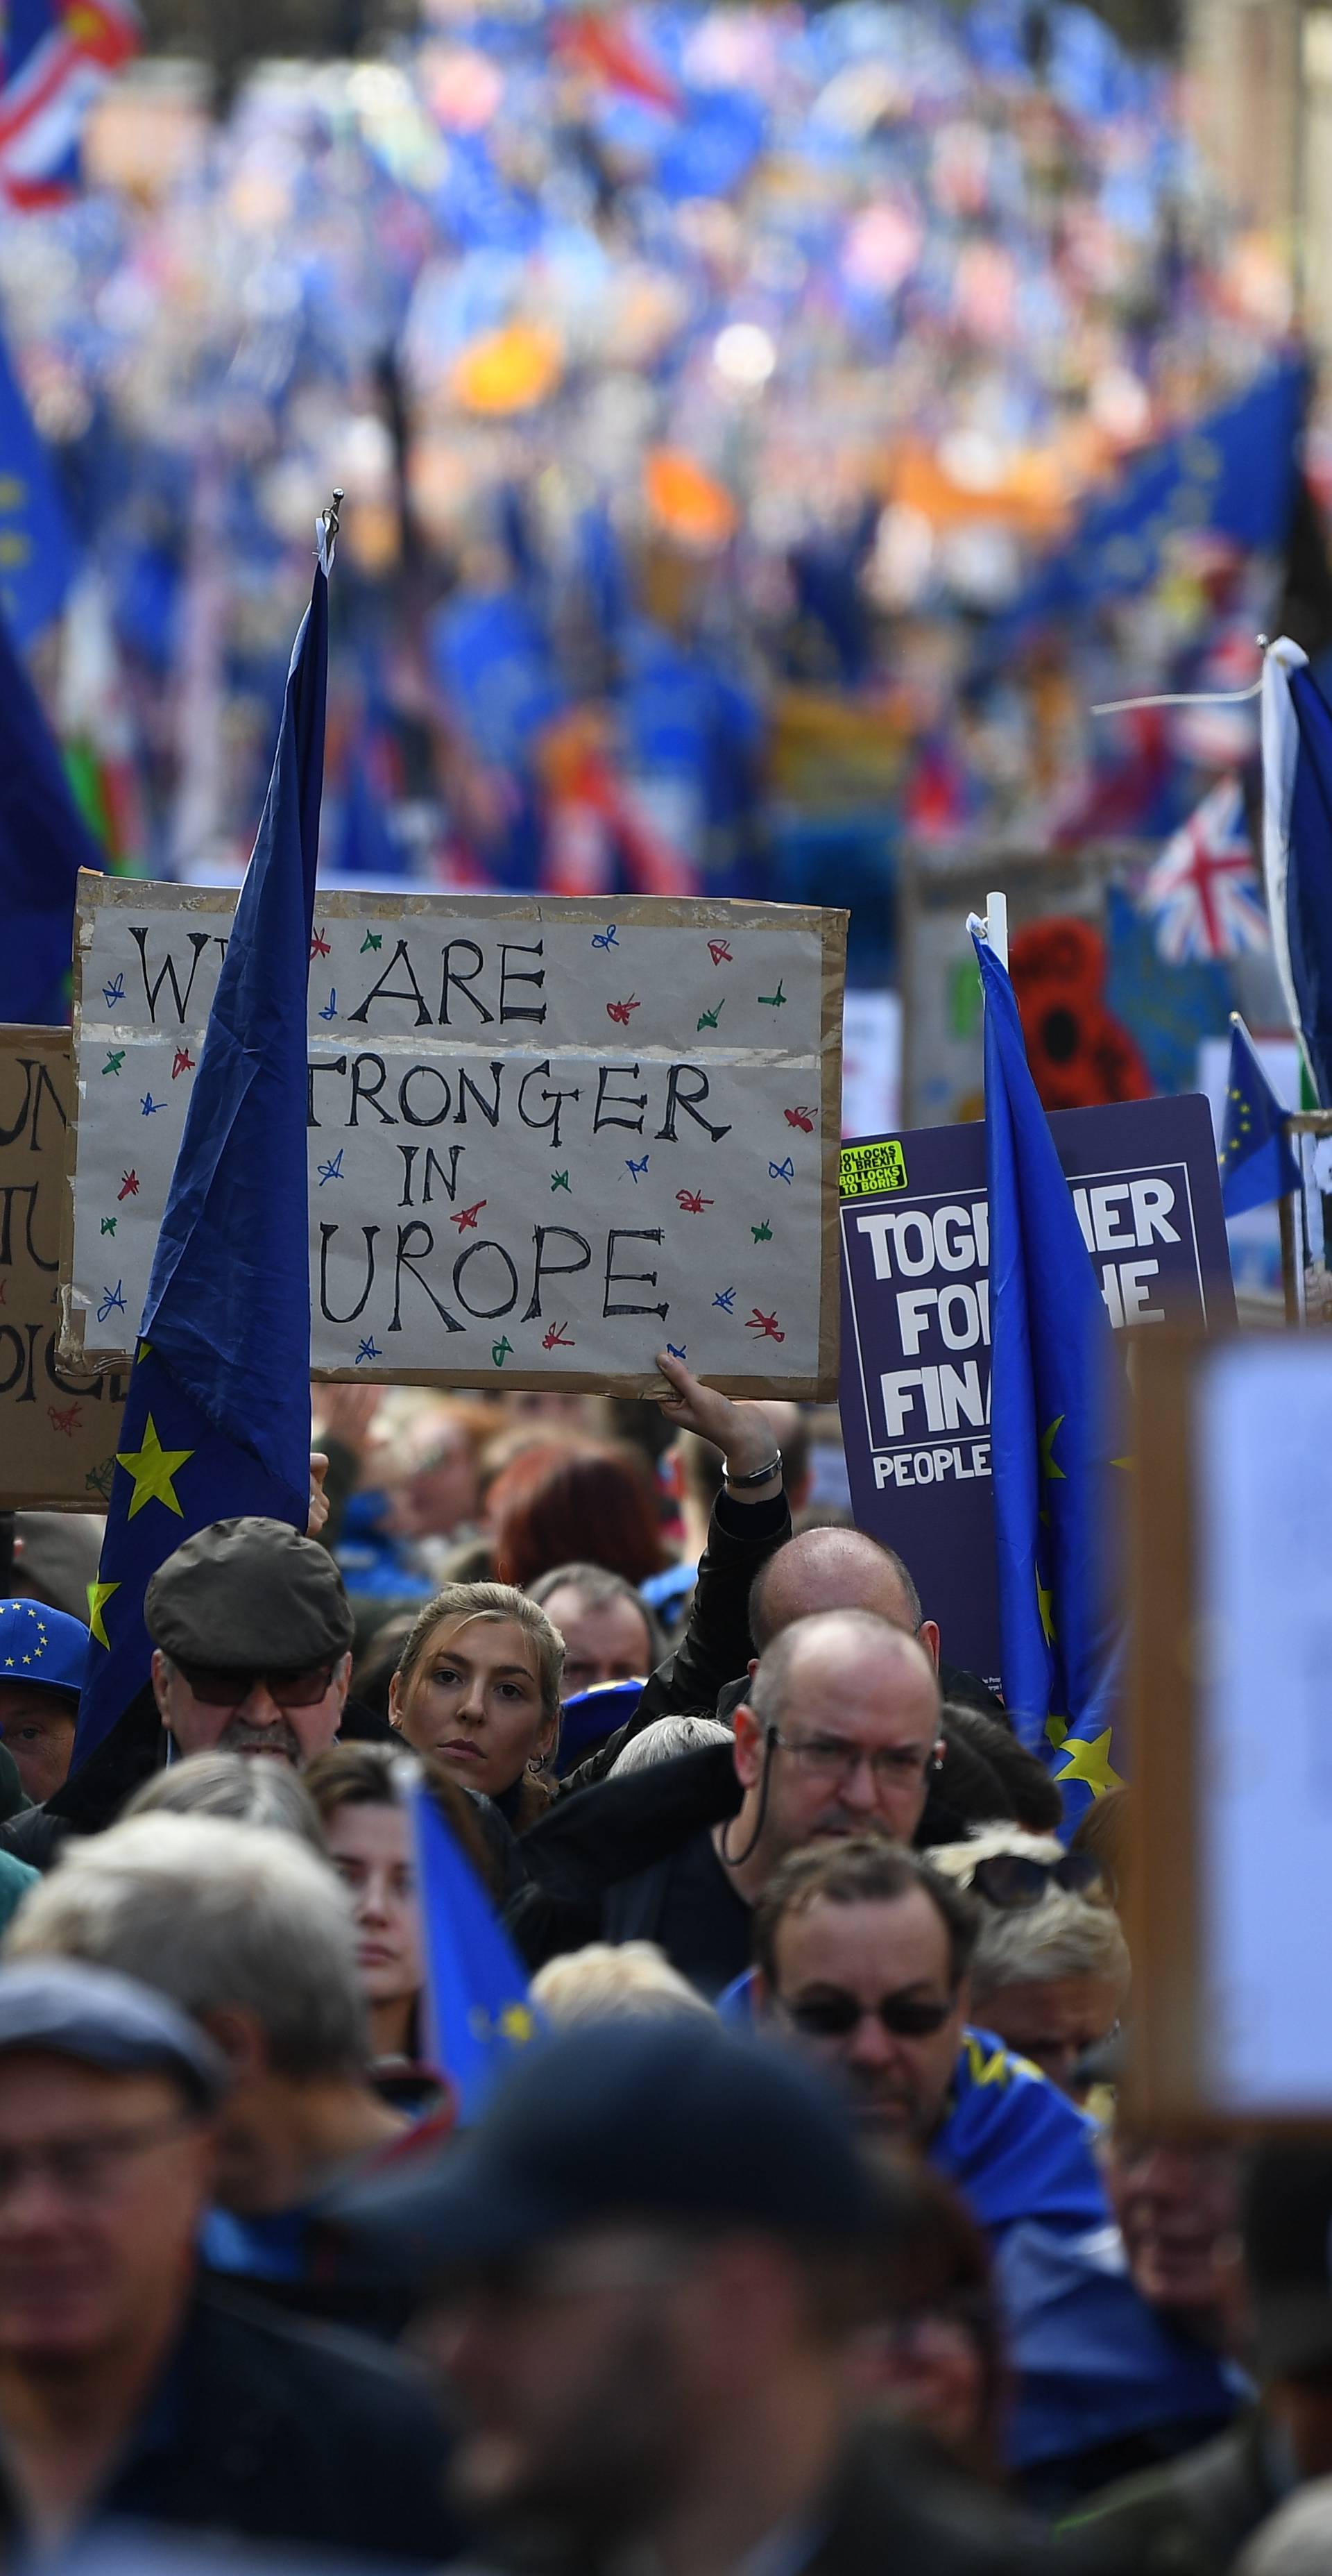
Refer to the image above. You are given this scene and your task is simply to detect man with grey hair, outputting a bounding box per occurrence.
[3,1814,416,2318]
[966,1892,1130,2096]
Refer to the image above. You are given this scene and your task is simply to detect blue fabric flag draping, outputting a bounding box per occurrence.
[1261,637,1332,1109]
[0,591,104,1022]
[0,327,77,641]
[411,1779,540,2123]
[973,928,1123,1819]
[72,518,330,1766]
[1009,360,1306,634]
[1218,1013,1300,1217]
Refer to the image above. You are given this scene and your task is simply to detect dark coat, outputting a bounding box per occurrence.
[1060,2414,1277,2575]
[450,2418,1049,2576]
[0,2285,461,2564]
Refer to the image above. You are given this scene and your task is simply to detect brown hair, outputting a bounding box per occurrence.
[393,1582,565,1731]
[303,1738,502,1901]
[753,1839,980,1991]
[488,1444,667,1589]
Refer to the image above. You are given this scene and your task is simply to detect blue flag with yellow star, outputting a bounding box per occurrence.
[73,514,333,1768]
[972,926,1123,1822]
[411,1779,542,2123]
[1219,1013,1301,1217]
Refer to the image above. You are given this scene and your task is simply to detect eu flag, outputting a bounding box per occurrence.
[973,928,1122,1822]
[1261,637,1332,1108]
[0,589,103,1023]
[410,1779,540,2123]
[74,514,332,1766]
[1218,1014,1299,1217]
[0,327,77,643]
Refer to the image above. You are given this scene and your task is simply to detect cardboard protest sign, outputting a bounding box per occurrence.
[62,883,846,1396]
[0,1028,127,1509]
[1125,1330,1332,2128]
[838,1095,1234,1688]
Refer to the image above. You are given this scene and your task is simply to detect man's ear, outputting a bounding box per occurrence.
[746,1656,758,1681]
[333,1650,352,1714]
[199,2003,268,2083]
[150,1647,172,1730]
[919,1620,941,1670]
[733,1701,766,1791]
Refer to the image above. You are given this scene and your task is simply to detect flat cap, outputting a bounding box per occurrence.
[146,1518,353,1670]
[0,1958,228,2108]
[327,2016,876,2282]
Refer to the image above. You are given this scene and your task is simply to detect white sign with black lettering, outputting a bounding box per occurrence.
[62,883,845,1394]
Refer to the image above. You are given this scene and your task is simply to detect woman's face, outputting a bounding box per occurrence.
[323,1799,422,2013]
[390,1616,554,1799]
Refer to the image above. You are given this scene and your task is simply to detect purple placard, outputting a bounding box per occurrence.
[838,1094,1235,1693]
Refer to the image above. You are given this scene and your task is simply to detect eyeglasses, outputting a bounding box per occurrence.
[769,1730,929,1790]
[969,1852,1105,1911]
[176,1659,336,1710]
[0,2113,196,2208]
[784,1991,956,2041]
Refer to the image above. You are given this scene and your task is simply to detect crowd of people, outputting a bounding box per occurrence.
[0,1351,1322,2573]
[8,0,1301,894]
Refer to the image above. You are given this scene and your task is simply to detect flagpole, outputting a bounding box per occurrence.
[983,890,1009,970]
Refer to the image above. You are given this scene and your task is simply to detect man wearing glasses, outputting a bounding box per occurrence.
[146,1517,355,1769]
[750,1841,1243,2509]
[594,1608,945,1997]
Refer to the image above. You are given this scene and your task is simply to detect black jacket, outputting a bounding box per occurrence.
[1060,2414,1279,2575]
[0,2284,461,2564]
[452,2417,1048,2576]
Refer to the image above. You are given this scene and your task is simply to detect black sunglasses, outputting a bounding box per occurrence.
[176,1659,336,1710]
[969,1851,1104,1910]
[785,1992,955,2042]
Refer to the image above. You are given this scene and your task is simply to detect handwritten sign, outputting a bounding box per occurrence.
[61,885,846,1396]
[0,1028,127,1509]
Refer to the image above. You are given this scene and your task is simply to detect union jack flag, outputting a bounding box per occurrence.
[1138,777,1269,964]
[0,0,139,208]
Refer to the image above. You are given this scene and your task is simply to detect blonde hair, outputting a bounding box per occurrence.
[394,1582,565,1730]
[530,1942,714,2028]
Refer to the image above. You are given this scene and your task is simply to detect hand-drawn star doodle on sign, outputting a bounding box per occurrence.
[676,1189,713,1214]
[746,1307,785,1342]
[591,926,618,951]
[707,940,732,966]
[118,1171,139,1200]
[451,1201,486,1232]
[606,995,640,1026]
[103,974,125,1008]
[140,1093,164,1117]
[310,929,331,960]
[171,1049,195,1081]
[784,1107,815,1133]
[355,1337,383,1365]
[625,1153,649,1183]
[317,1151,344,1185]
[542,1321,574,1351]
[97,1281,127,1322]
[102,1051,124,1078]
[769,1158,794,1185]
[712,1287,736,1312]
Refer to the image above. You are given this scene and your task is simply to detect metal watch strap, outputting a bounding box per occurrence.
[724,1450,783,1489]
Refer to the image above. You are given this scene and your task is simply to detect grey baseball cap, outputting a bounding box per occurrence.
[0,1958,228,2109]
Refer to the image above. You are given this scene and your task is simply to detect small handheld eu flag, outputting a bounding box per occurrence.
[972,924,1124,1824]
[1218,1015,1299,1218]
[73,505,335,1769]
[409,1777,541,2124]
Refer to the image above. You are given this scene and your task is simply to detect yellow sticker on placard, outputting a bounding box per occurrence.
[839,1139,908,1198]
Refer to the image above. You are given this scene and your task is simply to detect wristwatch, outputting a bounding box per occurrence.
[724,1450,783,1489]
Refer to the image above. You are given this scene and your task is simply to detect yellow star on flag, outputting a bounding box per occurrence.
[1040,1417,1066,1482]
[115,1417,194,1522]
[87,1579,120,1649]
[1052,1727,1124,1799]
[1037,1579,1056,1645]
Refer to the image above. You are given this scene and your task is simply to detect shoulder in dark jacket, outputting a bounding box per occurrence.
[110,2284,461,2563]
[1059,2413,1275,2575]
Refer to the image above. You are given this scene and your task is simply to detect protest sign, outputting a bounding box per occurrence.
[1125,1330,1332,2128]
[838,1094,1234,1687]
[61,883,846,1396]
[0,1028,127,1509]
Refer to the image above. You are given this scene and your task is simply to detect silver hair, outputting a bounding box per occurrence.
[5,1813,367,2080]
[610,1715,733,1776]
[967,1890,1130,2008]
[1235,2482,1332,2576]
[123,1753,327,1853]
